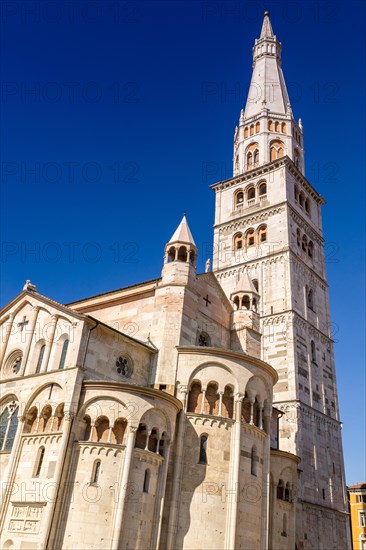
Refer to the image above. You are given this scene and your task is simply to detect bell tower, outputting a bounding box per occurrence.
[212,11,350,549]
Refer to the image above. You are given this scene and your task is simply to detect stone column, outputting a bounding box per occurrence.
[166,411,186,550]
[20,306,40,376]
[269,481,277,549]
[225,396,243,550]
[260,430,271,550]
[110,425,138,550]
[42,412,73,550]
[218,391,223,417]
[41,314,59,373]
[0,313,14,367]
[249,398,255,425]
[200,388,206,414]
[0,415,25,526]
[150,441,172,550]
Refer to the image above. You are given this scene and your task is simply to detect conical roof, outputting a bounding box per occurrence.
[168,215,196,246]
[232,273,259,295]
[260,11,274,38]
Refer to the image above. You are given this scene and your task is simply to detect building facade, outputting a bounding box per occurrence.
[348,484,366,550]
[0,12,350,550]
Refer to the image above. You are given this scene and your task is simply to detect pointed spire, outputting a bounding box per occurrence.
[260,11,274,38]
[168,214,196,246]
[232,274,259,295]
[244,10,290,118]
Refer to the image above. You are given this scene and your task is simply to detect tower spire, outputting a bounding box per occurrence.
[246,11,290,118]
[232,11,304,177]
[260,10,274,38]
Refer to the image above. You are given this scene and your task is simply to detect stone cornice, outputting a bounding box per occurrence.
[176,345,278,384]
[274,399,341,429]
[81,381,182,412]
[270,448,301,464]
[210,157,325,205]
[215,204,284,232]
[260,309,333,343]
[213,247,328,289]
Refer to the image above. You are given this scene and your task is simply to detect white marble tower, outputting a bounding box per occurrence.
[212,12,350,549]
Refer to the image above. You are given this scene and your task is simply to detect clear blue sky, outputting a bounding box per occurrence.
[1,0,365,484]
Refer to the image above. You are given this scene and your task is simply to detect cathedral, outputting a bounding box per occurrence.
[0,12,351,550]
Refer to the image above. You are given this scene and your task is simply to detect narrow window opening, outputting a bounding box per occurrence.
[199,434,208,464]
[59,340,69,370]
[143,468,150,493]
[34,447,45,477]
[92,460,101,484]
[35,345,45,374]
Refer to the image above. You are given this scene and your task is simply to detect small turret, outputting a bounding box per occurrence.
[162,215,198,285]
[230,274,261,356]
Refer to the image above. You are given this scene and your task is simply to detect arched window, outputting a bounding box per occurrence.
[275,121,280,132]
[135,424,147,449]
[199,434,208,464]
[258,225,267,243]
[58,340,69,370]
[95,416,109,442]
[91,460,101,484]
[148,428,158,453]
[168,246,176,262]
[143,468,151,493]
[255,122,260,133]
[5,351,23,377]
[233,296,240,310]
[40,405,52,432]
[302,235,307,252]
[246,229,256,247]
[259,182,267,196]
[285,482,291,502]
[35,345,45,374]
[277,479,284,499]
[244,126,248,138]
[198,331,211,347]
[187,382,202,414]
[281,122,286,133]
[246,143,259,170]
[311,340,317,364]
[235,190,244,208]
[204,383,219,415]
[294,185,299,201]
[34,446,45,478]
[299,192,304,207]
[222,386,234,419]
[305,198,310,214]
[177,246,187,262]
[234,233,243,251]
[83,415,92,441]
[282,513,287,537]
[307,288,314,310]
[249,125,254,136]
[251,446,257,476]
[0,403,19,451]
[242,295,250,310]
[247,187,256,201]
[112,419,126,445]
[270,140,285,161]
[297,229,301,246]
[308,241,314,258]
[252,297,257,312]
[247,151,253,169]
[24,406,38,434]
